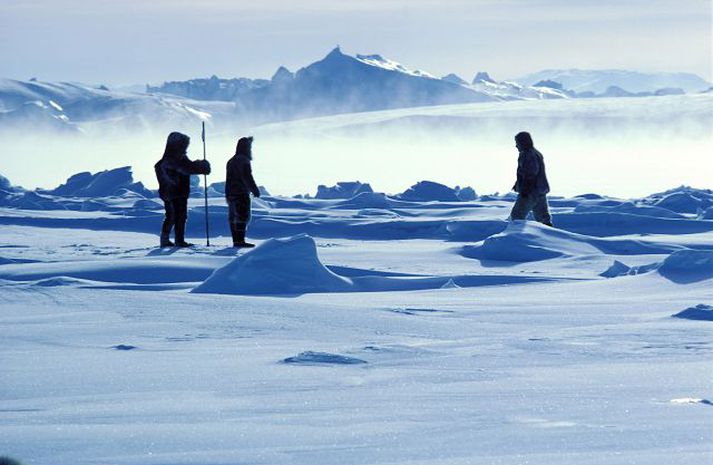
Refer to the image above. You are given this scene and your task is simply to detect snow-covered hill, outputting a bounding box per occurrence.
[0,78,226,132]
[3,50,709,131]
[515,69,711,94]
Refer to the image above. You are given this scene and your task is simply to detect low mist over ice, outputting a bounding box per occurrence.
[3,94,711,198]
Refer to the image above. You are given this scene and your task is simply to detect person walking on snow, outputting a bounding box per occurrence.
[155,132,211,247]
[226,136,261,248]
[510,131,553,226]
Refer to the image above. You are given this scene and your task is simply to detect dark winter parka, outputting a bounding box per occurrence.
[513,133,550,196]
[225,137,260,199]
[155,132,211,201]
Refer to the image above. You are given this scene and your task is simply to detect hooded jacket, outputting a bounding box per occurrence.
[155,132,211,201]
[514,147,550,196]
[225,153,260,199]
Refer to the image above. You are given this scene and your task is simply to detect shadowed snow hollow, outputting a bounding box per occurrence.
[192,234,353,295]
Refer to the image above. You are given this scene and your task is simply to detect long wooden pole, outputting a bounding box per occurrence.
[201,121,210,246]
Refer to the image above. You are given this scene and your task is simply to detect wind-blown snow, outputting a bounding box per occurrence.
[355,54,437,79]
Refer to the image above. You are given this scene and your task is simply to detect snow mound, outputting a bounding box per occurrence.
[599,260,659,278]
[48,166,153,198]
[463,221,680,262]
[642,186,713,214]
[574,201,683,218]
[282,351,367,365]
[30,276,94,287]
[440,278,460,289]
[671,304,713,321]
[471,221,601,262]
[112,344,138,351]
[316,181,373,199]
[654,192,709,214]
[333,192,400,209]
[0,173,16,192]
[192,234,353,295]
[455,186,477,201]
[600,260,632,278]
[397,180,460,202]
[658,250,713,283]
[4,191,66,210]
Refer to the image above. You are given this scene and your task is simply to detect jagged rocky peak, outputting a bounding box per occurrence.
[325,46,346,60]
[473,71,496,84]
[533,79,564,90]
[442,73,468,86]
[271,66,295,84]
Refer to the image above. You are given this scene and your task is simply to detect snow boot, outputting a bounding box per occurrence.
[231,224,254,248]
[174,221,193,247]
[160,238,175,247]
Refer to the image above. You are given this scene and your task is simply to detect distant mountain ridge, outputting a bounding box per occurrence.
[515,69,711,94]
[146,47,570,115]
[1,48,710,131]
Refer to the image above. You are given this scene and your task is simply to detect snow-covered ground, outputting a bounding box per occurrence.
[1,185,712,464]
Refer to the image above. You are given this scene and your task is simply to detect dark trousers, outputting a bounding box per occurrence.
[161,197,188,243]
[227,194,252,243]
[510,193,553,226]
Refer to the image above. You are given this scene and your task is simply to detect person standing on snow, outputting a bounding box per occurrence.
[155,132,211,247]
[225,136,261,248]
[510,131,553,226]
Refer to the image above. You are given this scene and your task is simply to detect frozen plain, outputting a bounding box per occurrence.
[1,186,712,465]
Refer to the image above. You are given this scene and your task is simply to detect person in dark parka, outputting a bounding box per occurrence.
[226,136,260,248]
[155,132,211,247]
[510,131,553,226]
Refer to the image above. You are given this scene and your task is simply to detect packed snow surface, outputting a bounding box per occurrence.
[1,182,712,465]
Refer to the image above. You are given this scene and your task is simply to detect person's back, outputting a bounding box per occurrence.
[226,154,259,199]
[156,154,199,201]
[226,136,260,248]
[510,131,553,226]
[515,146,550,197]
[154,131,211,247]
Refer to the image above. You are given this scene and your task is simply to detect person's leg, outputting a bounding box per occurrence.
[232,193,254,247]
[227,199,242,245]
[160,200,175,246]
[532,195,553,226]
[174,198,190,246]
[510,194,532,221]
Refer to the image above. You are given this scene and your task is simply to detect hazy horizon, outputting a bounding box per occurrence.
[1,0,710,86]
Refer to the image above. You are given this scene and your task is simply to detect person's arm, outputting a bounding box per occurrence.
[242,161,260,197]
[171,156,211,175]
[519,153,540,195]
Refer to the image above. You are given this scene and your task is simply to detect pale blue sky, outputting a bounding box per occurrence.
[1,0,710,85]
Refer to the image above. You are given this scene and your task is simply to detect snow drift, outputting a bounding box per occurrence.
[315,181,373,199]
[192,234,353,295]
[657,249,713,283]
[461,221,682,263]
[671,304,713,321]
